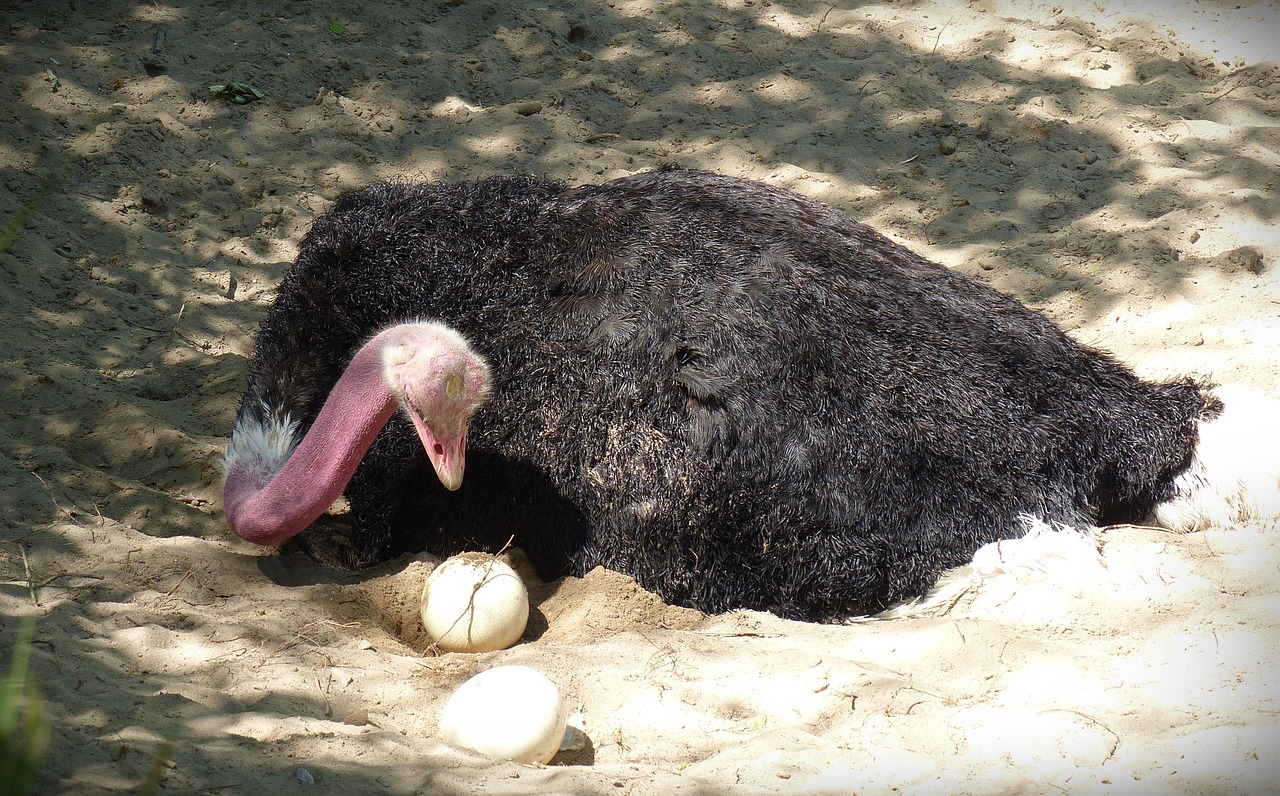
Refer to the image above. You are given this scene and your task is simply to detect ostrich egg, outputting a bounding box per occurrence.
[420,554,529,652]
[439,665,568,764]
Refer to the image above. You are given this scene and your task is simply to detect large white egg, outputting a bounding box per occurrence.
[420,554,529,653]
[438,665,568,764]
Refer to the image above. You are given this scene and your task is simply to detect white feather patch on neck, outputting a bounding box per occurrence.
[224,403,301,485]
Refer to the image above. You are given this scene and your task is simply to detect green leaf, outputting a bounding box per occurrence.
[1,617,48,795]
[328,19,346,36]
[209,82,264,104]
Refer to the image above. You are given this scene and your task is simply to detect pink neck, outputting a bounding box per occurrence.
[224,339,398,545]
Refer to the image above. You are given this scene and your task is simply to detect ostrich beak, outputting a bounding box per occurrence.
[408,412,468,491]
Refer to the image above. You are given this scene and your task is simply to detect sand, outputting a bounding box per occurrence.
[2,0,1279,792]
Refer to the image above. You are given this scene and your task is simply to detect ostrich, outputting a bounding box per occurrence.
[224,168,1277,621]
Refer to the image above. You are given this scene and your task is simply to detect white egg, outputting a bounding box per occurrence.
[420,554,529,653]
[438,665,568,764]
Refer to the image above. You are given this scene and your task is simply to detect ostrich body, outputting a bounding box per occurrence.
[225,168,1223,621]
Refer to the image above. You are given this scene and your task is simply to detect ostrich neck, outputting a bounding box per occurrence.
[224,340,398,545]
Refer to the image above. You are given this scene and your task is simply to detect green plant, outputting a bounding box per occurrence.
[208,82,264,104]
[1,617,49,796]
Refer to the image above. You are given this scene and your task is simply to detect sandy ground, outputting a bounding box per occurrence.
[3,0,1279,793]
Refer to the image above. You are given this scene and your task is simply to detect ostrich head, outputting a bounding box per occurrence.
[224,321,491,546]
[381,322,492,491]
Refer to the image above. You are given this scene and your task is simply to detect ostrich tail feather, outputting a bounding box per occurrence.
[1154,384,1280,532]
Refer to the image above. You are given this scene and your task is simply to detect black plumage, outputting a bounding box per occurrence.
[233,168,1213,621]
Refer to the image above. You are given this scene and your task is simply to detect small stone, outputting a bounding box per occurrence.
[1227,246,1264,274]
[939,136,958,155]
[139,188,167,214]
[341,708,369,726]
[1040,201,1067,221]
[559,725,588,752]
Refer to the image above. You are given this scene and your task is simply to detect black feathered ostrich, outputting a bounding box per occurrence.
[224,168,1278,621]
